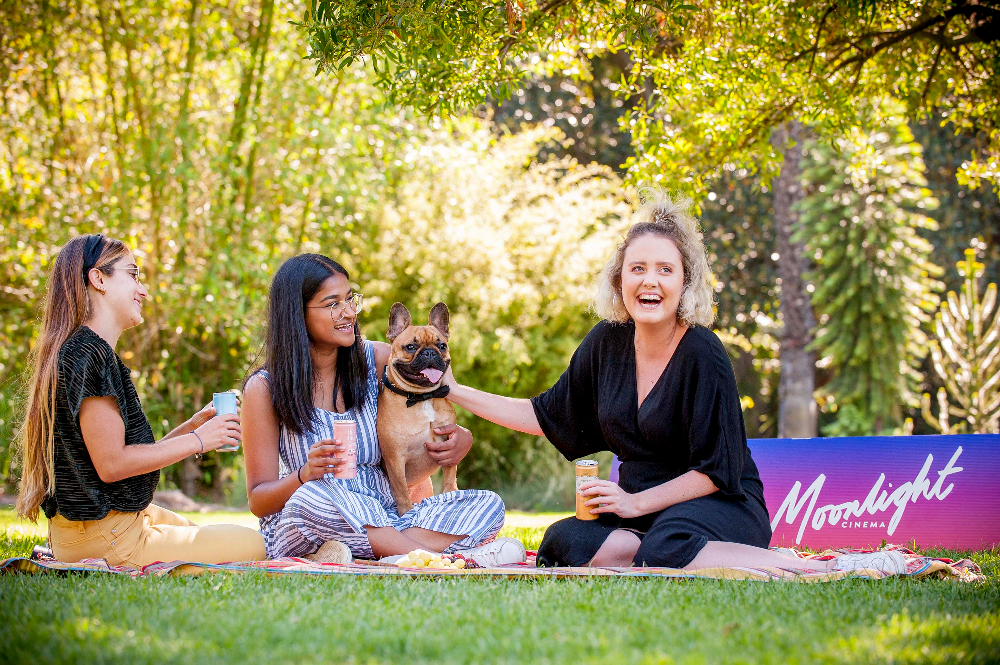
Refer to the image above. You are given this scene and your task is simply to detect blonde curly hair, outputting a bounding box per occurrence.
[594,189,716,327]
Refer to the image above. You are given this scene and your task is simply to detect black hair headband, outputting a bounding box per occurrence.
[81,234,107,280]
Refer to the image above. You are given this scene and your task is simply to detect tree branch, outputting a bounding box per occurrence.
[498,0,573,60]
[736,96,800,152]
[921,39,944,106]
[824,0,999,77]
[830,10,958,74]
[808,3,838,76]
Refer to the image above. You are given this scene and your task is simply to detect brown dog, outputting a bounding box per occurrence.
[377,302,458,516]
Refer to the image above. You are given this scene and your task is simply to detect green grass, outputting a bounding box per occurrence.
[2,507,998,664]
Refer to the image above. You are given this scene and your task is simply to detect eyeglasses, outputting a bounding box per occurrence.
[108,267,143,284]
[307,293,364,321]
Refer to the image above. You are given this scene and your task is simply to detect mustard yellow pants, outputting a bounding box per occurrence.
[49,504,265,567]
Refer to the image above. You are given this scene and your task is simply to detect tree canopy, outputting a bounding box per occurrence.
[300,0,999,192]
[0,0,627,501]
[2,0,997,503]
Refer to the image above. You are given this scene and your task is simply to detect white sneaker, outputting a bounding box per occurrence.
[833,550,909,575]
[456,537,527,568]
[304,540,352,564]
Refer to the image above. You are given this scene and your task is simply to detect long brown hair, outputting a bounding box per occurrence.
[15,235,130,521]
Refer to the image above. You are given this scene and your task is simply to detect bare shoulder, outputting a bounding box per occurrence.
[241,371,280,449]
[242,371,273,406]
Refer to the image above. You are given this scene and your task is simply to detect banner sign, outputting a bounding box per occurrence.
[610,434,1000,550]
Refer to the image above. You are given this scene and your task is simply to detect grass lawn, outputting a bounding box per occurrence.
[2,506,998,664]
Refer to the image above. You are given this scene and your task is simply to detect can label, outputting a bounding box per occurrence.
[575,474,596,493]
[575,460,598,521]
[333,420,358,479]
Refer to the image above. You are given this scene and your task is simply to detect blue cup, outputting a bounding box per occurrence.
[213,392,240,452]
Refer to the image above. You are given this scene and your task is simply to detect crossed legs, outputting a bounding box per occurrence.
[589,529,835,571]
[366,526,467,558]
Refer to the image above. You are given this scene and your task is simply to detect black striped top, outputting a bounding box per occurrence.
[41,326,158,521]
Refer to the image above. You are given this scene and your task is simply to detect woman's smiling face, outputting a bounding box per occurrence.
[304,272,358,348]
[619,233,685,327]
[100,251,148,329]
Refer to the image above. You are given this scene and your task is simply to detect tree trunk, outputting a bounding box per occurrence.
[212,0,275,265]
[174,0,201,263]
[772,120,818,438]
[95,5,128,185]
[179,384,205,497]
[181,456,200,498]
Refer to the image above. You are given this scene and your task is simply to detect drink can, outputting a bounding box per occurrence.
[213,391,240,452]
[575,460,599,521]
[333,419,358,479]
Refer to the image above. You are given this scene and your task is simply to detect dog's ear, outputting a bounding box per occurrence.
[428,302,450,340]
[387,303,412,341]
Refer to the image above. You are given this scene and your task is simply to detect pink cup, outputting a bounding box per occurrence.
[333,420,358,479]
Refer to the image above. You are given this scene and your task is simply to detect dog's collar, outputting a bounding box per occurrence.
[381,366,450,407]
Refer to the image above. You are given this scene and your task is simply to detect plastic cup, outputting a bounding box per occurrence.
[213,391,240,452]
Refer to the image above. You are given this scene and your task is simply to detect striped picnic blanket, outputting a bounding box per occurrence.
[0,545,984,582]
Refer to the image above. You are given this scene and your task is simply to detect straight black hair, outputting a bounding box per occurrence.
[261,253,368,435]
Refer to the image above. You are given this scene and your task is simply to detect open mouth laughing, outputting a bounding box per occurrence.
[637,293,663,310]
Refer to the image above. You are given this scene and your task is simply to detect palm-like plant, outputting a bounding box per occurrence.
[922,248,1000,434]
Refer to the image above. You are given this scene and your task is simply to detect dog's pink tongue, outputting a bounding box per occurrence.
[420,368,444,383]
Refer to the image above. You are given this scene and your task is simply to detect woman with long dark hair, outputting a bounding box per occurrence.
[242,254,523,565]
[15,234,265,566]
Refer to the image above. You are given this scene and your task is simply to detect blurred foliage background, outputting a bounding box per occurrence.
[1,0,998,508]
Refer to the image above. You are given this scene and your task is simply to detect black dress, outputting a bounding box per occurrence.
[41,326,158,521]
[530,321,771,567]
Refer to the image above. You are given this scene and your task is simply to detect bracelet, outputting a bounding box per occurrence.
[297,467,304,485]
[191,431,204,459]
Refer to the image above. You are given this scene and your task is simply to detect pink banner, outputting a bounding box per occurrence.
[611,434,1000,550]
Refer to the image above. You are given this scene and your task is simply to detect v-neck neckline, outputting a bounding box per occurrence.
[631,322,689,414]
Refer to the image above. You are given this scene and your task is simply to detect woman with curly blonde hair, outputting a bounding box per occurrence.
[442,190,908,574]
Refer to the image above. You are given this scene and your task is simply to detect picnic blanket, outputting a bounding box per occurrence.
[0,545,983,582]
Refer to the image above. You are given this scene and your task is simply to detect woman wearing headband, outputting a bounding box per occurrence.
[15,235,265,566]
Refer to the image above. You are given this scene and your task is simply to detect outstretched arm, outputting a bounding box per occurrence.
[79,397,241,484]
[443,367,543,436]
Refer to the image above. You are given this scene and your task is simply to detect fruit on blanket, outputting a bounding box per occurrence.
[394,549,466,569]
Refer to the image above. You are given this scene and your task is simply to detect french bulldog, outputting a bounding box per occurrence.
[377,302,458,516]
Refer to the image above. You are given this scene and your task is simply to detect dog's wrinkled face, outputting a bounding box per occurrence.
[386,302,451,391]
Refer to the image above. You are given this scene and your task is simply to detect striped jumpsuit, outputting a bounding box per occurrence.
[260,340,505,559]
